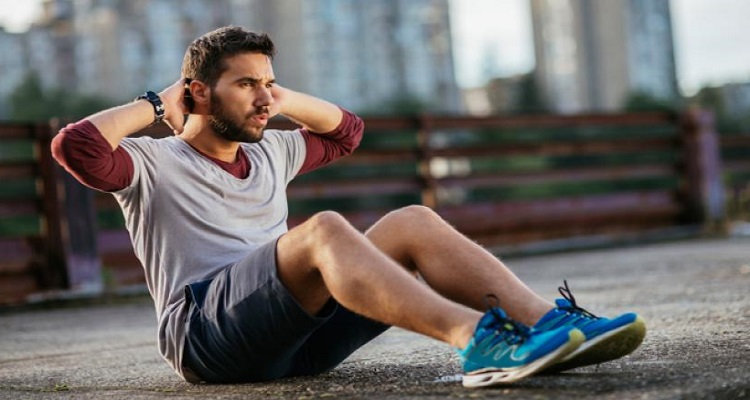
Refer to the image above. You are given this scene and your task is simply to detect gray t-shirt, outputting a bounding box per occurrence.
[113,130,306,378]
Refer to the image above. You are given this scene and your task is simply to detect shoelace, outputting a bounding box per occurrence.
[558,280,598,319]
[483,294,530,346]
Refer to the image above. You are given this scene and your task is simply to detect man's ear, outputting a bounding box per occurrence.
[188,80,211,109]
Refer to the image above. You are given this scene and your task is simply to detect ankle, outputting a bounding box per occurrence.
[454,317,480,349]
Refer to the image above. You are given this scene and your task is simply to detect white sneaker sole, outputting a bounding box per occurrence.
[462,329,585,388]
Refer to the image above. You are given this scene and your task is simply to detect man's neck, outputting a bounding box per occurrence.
[179,116,240,163]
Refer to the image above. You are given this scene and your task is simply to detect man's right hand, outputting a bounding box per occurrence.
[159,79,191,135]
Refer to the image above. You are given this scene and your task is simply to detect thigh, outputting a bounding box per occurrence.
[182,239,336,383]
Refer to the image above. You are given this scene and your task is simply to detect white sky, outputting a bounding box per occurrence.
[1,0,749,95]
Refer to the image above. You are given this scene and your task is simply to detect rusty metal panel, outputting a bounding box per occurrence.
[427,112,676,130]
[431,138,676,158]
[436,165,676,189]
[438,191,680,234]
[0,274,40,305]
[720,135,750,147]
[0,201,39,218]
[0,163,36,179]
[288,178,422,199]
[0,124,37,139]
[331,149,420,165]
[0,238,37,275]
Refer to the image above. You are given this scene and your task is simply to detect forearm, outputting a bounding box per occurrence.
[277,88,343,134]
[88,79,186,150]
[88,100,157,150]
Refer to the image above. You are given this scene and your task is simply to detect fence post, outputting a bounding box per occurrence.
[679,109,726,228]
[417,114,437,208]
[34,124,69,290]
[38,121,103,294]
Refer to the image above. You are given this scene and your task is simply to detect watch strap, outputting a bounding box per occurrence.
[136,91,165,125]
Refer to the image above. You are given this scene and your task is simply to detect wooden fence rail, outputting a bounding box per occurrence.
[0,110,734,305]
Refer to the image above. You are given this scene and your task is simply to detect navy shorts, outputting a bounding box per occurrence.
[181,238,390,383]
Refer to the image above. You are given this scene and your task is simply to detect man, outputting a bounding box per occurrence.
[52,26,645,388]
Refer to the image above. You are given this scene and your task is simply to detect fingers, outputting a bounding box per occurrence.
[160,79,189,134]
[269,84,286,117]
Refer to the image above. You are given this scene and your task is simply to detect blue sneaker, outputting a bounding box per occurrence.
[459,297,584,388]
[533,280,646,373]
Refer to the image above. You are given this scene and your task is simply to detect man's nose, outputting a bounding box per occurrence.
[255,87,274,106]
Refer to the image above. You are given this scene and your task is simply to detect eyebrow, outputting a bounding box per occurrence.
[235,77,276,85]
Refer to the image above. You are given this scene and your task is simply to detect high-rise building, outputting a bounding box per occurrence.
[0,29,27,117]
[530,0,679,113]
[6,0,460,113]
[254,0,461,113]
[72,0,249,100]
[721,82,750,119]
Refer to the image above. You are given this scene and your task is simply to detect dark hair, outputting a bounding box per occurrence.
[181,26,276,87]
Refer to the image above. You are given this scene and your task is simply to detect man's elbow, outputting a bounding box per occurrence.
[346,115,364,154]
[50,128,69,167]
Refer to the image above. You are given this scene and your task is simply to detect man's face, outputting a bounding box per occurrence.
[208,52,275,143]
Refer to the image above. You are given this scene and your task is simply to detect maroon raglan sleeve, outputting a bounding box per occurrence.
[297,108,364,175]
[51,120,134,192]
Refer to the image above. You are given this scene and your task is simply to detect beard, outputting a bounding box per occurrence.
[208,92,266,143]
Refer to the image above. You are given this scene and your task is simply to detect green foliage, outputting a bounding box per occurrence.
[484,72,548,115]
[693,85,750,133]
[623,90,677,113]
[360,94,433,117]
[514,73,548,114]
[8,72,115,122]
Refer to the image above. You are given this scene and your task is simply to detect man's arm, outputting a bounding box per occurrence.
[51,80,188,191]
[90,79,189,150]
[272,85,344,135]
[272,85,364,175]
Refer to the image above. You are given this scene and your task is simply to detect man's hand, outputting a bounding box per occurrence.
[159,79,191,135]
[268,84,342,134]
[269,84,288,119]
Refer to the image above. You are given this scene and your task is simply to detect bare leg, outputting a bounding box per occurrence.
[275,211,482,349]
[364,206,554,326]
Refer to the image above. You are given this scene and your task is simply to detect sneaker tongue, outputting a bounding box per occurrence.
[478,307,508,329]
[555,298,573,308]
[534,301,566,327]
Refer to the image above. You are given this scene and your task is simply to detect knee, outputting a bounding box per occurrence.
[307,211,352,239]
[385,205,440,227]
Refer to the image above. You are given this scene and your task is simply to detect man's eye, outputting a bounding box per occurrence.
[266,83,274,89]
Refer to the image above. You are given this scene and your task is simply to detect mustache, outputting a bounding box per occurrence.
[252,107,270,117]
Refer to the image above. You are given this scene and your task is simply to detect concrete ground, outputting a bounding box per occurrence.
[0,237,748,399]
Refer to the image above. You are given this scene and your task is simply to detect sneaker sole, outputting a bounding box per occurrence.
[544,316,646,373]
[462,329,585,388]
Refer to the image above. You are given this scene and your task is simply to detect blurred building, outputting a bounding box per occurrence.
[71,0,252,100]
[0,0,76,117]
[0,29,26,116]
[256,0,460,113]
[530,0,679,114]
[721,82,750,119]
[6,0,460,113]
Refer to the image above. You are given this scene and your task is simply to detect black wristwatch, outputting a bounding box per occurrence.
[135,91,165,125]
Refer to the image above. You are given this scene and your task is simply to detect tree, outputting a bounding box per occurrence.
[484,73,548,115]
[8,72,114,123]
[693,86,747,133]
[360,94,433,117]
[623,90,677,113]
[7,72,47,121]
[514,73,548,114]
